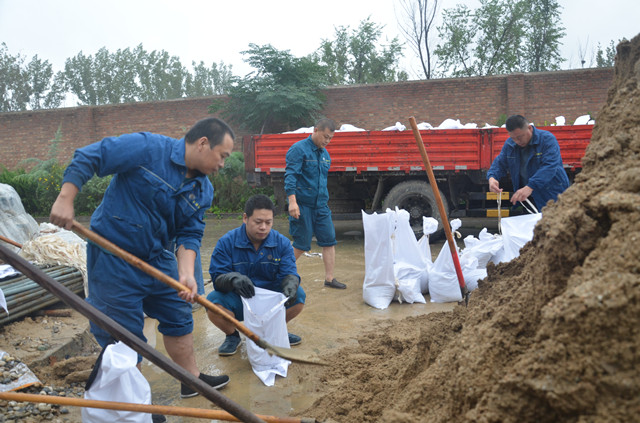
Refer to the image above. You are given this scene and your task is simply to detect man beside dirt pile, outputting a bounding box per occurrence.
[487,114,570,210]
[285,118,347,289]
[49,117,234,399]
[206,194,304,355]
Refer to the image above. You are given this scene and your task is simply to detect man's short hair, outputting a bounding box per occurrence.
[244,194,275,217]
[505,115,529,132]
[185,117,235,147]
[315,118,336,132]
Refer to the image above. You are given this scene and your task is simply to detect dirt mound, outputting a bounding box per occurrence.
[301,34,640,422]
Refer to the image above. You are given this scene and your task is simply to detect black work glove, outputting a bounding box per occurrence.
[215,272,255,298]
[280,274,299,307]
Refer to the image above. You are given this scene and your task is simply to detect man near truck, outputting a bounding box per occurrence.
[487,114,570,210]
[284,118,347,289]
[49,117,234,399]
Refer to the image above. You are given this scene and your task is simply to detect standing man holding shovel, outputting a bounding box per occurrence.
[50,117,234,399]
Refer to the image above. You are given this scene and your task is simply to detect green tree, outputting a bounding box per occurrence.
[184,60,234,97]
[595,40,616,67]
[210,44,327,134]
[316,17,407,84]
[0,43,63,111]
[397,0,440,79]
[435,0,565,77]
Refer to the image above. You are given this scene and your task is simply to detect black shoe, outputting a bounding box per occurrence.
[180,373,230,398]
[324,278,347,289]
[152,414,167,423]
[218,332,241,356]
[288,333,302,346]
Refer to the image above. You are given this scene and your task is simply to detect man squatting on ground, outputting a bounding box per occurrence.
[285,118,347,289]
[50,117,234,399]
[206,194,305,355]
[487,114,570,210]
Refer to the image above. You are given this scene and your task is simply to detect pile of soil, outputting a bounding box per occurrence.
[302,34,640,422]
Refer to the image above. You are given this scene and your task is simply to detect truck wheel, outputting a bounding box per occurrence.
[383,180,449,238]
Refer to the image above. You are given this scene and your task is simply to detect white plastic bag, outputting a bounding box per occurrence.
[461,228,504,269]
[362,209,427,309]
[242,287,290,386]
[391,209,426,305]
[362,211,397,309]
[416,217,439,293]
[492,213,542,264]
[83,342,151,423]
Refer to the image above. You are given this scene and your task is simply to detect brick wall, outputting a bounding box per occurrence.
[0,68,613,170]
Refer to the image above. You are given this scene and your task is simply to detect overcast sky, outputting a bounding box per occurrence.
[1,0,638,83]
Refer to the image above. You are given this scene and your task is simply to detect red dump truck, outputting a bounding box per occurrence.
[244,125,592,233]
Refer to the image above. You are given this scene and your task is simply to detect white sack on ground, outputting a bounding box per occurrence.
[83,342,151,423]
[462,228,503,269]
[429,241,464,303]
[416,217,439,293]
[362,211,397,309]
[242,287,290,386]
[0,184,38,253]
[362,209,427,309]
[491,213,542,264]
[391,208,426,305]
[20,223,88,295]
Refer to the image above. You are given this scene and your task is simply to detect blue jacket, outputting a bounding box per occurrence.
[487,126,570,209]
[62,132,212,261]
[284,135,331,208]
[209,224,300,292]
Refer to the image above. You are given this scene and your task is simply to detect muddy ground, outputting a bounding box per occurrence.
[2,33,639,423]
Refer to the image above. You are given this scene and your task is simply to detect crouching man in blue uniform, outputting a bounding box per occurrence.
[50,117,234,399]
[487,114,570,210]
[206,194,305,356]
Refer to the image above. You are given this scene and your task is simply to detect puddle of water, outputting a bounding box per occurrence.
[141,216,495,421]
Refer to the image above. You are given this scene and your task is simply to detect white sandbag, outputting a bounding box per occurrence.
[492,213,542,264]
[462,228,503,269]
[416,217,439,293]
[417,122,434,130]
[460,254,487,291]
[437,118,464,129]
[555,116,566,125]
[574,114,591,125]
[337,124,366,132]
[391,208,427,304]
[0,184,38,253]
[429,242,463,303]
[83,342,151,423]
[382,122,407,131]
[242,287,290,386]
[362,211,397,309]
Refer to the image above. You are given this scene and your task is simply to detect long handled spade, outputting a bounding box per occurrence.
[0,392,317,423]
[408,116,470,306]
[0,243,266,423]
[70,220,326,366]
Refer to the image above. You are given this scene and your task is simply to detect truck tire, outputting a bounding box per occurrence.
[383,180,449,238]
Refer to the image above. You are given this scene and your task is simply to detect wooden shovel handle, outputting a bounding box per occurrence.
[70,221,262,344]
[0,392,315,423]
[408,117,468,299]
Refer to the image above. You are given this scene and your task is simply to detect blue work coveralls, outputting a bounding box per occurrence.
[62,132,212,346]
[208,224,303,319]
[487,126,570,209]
[284,135,331,208]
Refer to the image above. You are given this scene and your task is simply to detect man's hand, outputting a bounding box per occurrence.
[50,183,79,230]
[287,194,300,219]
[511,186,533,205]
[488,177,502,194]
[216,272,255,298]
[280,275,299,307]
[178,275,198,303]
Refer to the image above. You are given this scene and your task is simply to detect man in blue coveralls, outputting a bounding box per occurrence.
[487,114,570,210]
[50,117,234,399]
[206,194,304,355]
[285,118,346,289]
